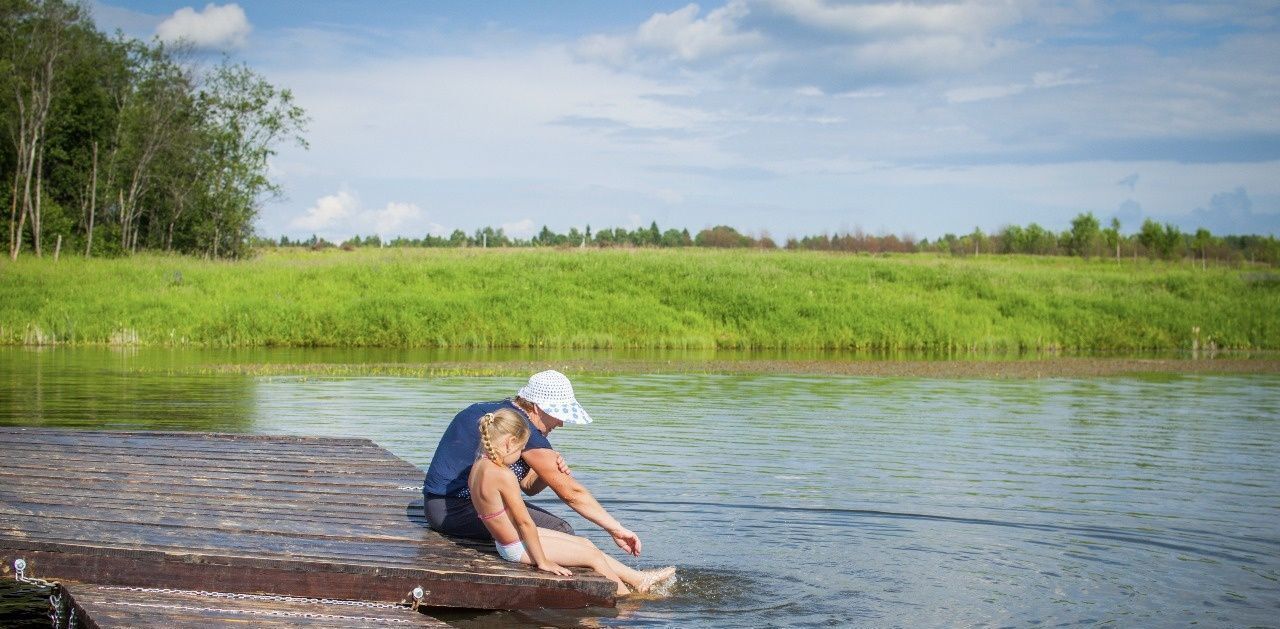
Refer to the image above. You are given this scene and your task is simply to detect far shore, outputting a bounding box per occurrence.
[4,249,1278,352]
[182,356,1280,379]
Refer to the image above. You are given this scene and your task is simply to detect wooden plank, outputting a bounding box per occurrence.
[0,462,425,490]
[0,428,617,609]
[0,468,423,499]
[0,474,427,506]
[0,440,413,468]
[64,581,451,628]
[0,494,433,532]
[0,428,377,447]
[5,450,423,474]
[0,441,425,467]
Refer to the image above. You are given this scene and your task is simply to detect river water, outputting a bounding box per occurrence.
[2,349,1277,627]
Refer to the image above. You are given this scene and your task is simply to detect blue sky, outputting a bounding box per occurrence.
[92,1,1280,241]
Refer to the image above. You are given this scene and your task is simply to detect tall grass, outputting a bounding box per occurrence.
[2,248,1276,351]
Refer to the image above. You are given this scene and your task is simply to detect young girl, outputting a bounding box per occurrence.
[468,409,675,596]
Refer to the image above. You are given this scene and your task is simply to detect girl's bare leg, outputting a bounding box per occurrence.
[522,528,631,595]
[537,529,675,593]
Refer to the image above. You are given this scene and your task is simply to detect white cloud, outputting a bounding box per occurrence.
[634,3,765,61]
[369,202,424,236]
[1031,69,1089,89]
[577,0,1026,90]
[946,83,1026,103]
[290,190,357,231]
[155,3,251,50]
[288,191,445,238]
[946,68,1090,103]
[501,219,537,238]
[759,0,1024,37]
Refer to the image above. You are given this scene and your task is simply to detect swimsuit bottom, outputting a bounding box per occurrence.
[496,538,526,563]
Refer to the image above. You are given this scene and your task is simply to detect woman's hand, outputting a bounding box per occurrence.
[609,526,642,556]
[537,559,573,577]
[555,453,572,476]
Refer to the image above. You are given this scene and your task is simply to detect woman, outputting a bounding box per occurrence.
[422,370,643,557]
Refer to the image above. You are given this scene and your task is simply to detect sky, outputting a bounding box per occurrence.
[91,1,1280,241]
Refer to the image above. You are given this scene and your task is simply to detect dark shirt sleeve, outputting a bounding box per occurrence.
[524,425,553,452]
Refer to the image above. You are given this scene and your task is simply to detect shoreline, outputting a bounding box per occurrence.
[180,357,1280,378]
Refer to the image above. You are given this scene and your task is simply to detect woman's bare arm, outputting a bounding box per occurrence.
[519,452,569,496]
[522,448,642,556]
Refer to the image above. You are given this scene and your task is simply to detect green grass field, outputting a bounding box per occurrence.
[2,248,1276,351]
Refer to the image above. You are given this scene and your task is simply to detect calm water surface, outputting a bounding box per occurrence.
[2,349,1278,627]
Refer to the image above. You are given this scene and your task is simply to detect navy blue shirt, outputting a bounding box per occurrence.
[423,400,553,498]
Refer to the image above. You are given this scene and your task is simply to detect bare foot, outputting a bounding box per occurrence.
[633,566,676,594]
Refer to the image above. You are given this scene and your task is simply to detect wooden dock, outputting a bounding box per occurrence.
[0,427,615,623]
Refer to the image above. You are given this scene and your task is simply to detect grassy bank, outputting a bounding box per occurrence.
[1,248,1276,351]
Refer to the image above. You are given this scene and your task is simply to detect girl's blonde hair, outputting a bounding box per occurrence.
[478,408,530,465]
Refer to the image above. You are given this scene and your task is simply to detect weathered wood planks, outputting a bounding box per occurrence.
[63,581,451,628]
[0,428,616,610]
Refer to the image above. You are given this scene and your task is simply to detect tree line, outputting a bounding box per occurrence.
[270,213,1280,267]
[1,0,306,260]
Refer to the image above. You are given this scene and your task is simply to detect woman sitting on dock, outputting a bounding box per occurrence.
[468,408,674,594]
[423,370,645,557]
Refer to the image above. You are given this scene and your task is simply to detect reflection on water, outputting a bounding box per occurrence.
[0,348,255,432]
[1,348,1278,627]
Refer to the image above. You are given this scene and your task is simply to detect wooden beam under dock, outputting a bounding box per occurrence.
[63,581,451,628]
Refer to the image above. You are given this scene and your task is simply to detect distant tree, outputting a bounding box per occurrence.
[535,224,554,246]
[193,61,307,258]
[1067,212,1101,257]
[660,228,689,247]
[1138,219,1161,258]
[1193,227,1212,270]
[4,0,87,259]
[998,225,1023,254]
[1102,217,1121,260]
[694,225,751,248]
[647,220,660,246]
[969,227,984,255]
[1139,219,1183,260]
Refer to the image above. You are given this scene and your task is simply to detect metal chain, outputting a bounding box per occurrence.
[96,585,418,609]
[13,559,58,589]
[102,600,417,624]
[12,559,70,629]
[48,588,64,629]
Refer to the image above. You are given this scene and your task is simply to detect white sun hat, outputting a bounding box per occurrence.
[517,370,593,425]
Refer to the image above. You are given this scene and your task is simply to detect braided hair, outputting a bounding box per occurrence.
[478,408,530,466]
